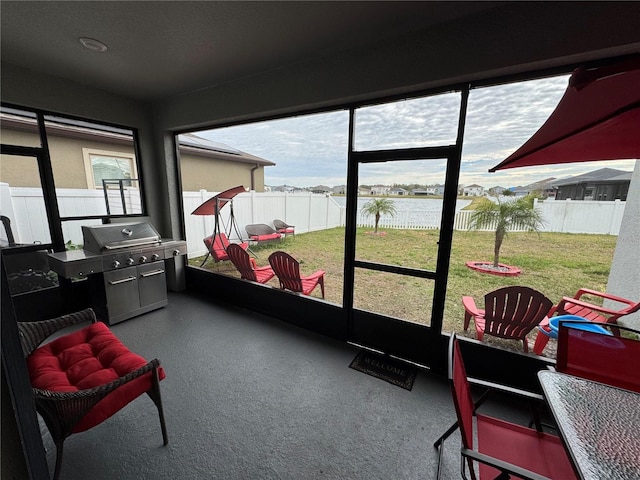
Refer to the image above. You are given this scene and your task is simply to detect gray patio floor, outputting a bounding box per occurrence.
[40,291,535,479]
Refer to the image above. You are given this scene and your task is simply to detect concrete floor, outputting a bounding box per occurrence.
[40,291,535,479]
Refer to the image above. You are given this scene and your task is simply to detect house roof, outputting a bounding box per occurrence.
[553,168,632,186]
[178,133,275,167]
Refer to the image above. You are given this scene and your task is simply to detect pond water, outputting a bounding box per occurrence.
[332,196,472,228]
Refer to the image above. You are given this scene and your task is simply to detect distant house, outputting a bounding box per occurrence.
[411,189,430,196]
[463,184,484,196]
[332,185,347,194]
[488,186,508,196]
[552,168,631,201]
[370,185,390,195]
[389,188,407,195]
[430,184,445,196]
[511,177,557,198]
[310,185,332,194]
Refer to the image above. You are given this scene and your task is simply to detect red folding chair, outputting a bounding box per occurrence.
[556,320,640,393]
[436,334,577,480]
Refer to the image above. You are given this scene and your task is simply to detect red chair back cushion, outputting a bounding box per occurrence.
[27,322,165,432]
[557,325,640,393]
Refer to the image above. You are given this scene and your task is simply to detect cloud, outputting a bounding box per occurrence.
[197,75,636,189]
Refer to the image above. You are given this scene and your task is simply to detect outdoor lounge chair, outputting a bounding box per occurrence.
[226,243,275,284]
[268,251,325,298]
[462,286,553,353]
[436,334,576,480]
[244,223,282,243]
[203,233,249,263]
[273,219,295,237]
[532,288,640,355]
[18,308,168,480]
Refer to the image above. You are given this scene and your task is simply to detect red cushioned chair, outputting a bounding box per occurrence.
[556,320,640,393]
[436,334,577,480]
[226,243,275,284]
[268,251,325,298]
[18,308,168,480]
[462,286,554,353]
[245,223,282,243]
[273,219,295,237]
[533,288,639,355]
[203,233,249,262]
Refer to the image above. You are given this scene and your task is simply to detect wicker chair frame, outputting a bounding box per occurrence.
[18,308,168,480]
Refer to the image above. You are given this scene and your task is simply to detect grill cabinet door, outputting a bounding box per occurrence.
[138,261,167,307]
[104,266,140,321]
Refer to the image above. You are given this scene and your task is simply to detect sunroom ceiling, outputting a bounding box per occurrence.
[0,1,501,101]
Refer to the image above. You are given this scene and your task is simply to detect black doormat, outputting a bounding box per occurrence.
[349,350,417,391]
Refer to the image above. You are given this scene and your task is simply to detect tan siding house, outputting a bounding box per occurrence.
[1,114,274,192]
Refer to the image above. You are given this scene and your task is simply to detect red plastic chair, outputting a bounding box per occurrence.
[268,251,325,298]
[556,320,640,393]
[226,243,275,284]
[533,288,639,355]
[437,334,577,480]
[203,233,249,262]
[18,309,168,480]
[462,286,553,353]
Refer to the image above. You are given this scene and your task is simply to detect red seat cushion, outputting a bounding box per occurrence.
[477,414,577,479]
[27,322,165,433]
[250,233,281,241]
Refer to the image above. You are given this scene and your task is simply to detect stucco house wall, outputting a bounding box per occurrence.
[1,122,269,192]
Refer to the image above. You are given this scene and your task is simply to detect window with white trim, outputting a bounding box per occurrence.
[83,149,138,189]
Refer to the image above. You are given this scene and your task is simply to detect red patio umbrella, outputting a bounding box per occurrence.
[490,55,640,171]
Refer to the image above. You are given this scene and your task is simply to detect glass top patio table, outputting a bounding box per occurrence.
[538,370,640,480]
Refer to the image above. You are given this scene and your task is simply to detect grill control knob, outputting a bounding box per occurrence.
[139,255,147,264]
[127,257,135,266]
[112,260,121,269]
[173,249,180,256]
[151,253,160,261]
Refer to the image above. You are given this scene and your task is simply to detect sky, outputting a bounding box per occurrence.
[198,74,636,189]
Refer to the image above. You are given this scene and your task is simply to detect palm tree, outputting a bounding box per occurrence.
[468,195,544,267]
[360,198,397,233]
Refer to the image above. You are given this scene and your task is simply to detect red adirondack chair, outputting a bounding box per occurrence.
[268,251,325,298]
[533,288,640,355]
[203,233,248,262]
[226,243,275,284]
[462,286,553,353]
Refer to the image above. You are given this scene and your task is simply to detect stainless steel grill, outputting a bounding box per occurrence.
[48,222,187,324]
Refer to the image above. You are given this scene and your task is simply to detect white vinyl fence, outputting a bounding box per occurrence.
[453,198,627,235]
[184,190,345,258]
[1,183,627,258]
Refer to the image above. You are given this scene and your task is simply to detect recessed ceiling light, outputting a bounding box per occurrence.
[79,37,108,52]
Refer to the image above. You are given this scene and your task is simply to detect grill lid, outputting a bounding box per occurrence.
[82,223,161,253]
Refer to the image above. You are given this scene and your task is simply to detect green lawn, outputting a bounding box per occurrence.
[191,227,617,355]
